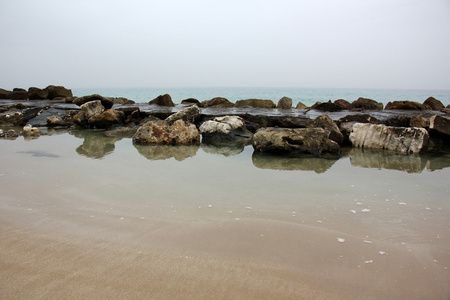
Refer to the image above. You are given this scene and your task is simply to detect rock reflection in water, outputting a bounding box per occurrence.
[347,148,450,173]
[201,143,244,157]
[71,130,121,159]
[134,144,199,161]
[252,151,338,173]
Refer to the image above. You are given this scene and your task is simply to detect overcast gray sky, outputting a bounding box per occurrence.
[0,0,449,90]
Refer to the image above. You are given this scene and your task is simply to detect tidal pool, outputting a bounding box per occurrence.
[1,130,449,299]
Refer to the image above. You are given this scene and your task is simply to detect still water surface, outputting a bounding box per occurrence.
[1,131,449,299]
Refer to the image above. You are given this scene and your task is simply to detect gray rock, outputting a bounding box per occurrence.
[349,123,429,154]
[253,127,340,156]
[199,115,253,146]
[235,99,276,108]
[165,105,200,124]
[277,97,292,109]
[133,119,200,145]
[308,115,343,145]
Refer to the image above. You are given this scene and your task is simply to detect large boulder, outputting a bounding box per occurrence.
[349,97,383,110]
[0,107,44,126]
[28,87,48,100]
[253,127,340,156]
[44,85,72,99]
[11,88,29,100]
[410,115,430,128]
[336,114,383,126]
[334,99,351,110]
[349,123,429,154]
[308,115,343,145]
[423,97,444,110]
[165,105,200,124]
[430,115,450,137]
[311,101,342,112]
[133,119,200,145]
[0,88,12,99]
[149,94,175,107]
[385,101,425,110]
[295,102,308,109]
[200,97,234,108]
[88,109,125,129]
[199,116,253,146]
[235,99,276,108]
[181,98,200,105]
[73,94,114,109]
[277,97,292,109]
[72,100,105,127]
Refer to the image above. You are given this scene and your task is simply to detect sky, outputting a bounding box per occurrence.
[0,0,449,90]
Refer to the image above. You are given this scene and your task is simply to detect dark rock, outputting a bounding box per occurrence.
[0,129,19,139]
[27,107,67,127]
[165,105,200,124]
[11,88,29,100]
[44,85,73,99]
[149,94,175,107]
[88,109,125,129]
[181,98,200,105]
[385,101,425,110]
[277,97,292,109]
[334,99,351,109]
[200,97,234,108]
[385,115,411,127]
[73,94,113,109]
[349,123,429,154]
[349,97,383,110]
[111,97,135,105]
[253,127,340,156]
[235,99,276,108]
[430,115,450,137]
[0,107,44,126]
[0,88,12,99]
[423,97,444,110]
[0,103,26,113]
[28,87,48,100]
[308,115,343,145]
[311,101,342,112]
[133,119,200,145]
[199,116,253,146]
[336,114,383,126]
[47,116,73,127]
[410,115,430,128]
[339,122,358,145]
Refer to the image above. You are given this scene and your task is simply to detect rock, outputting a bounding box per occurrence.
[44,85,72,99]
[423,97,444,110]
[336,114,383,126]
[349,123,429,154]
[28,87,48,100]
[0,107,44,126]
[132,119,200,145]
[277,97,292,109]
[311,101,342,112]
[73,131,120,159]
[73,94,114,109]
[165,105,200,124]
[149,94,175,107]
[0,88,12,99]
[47,116,73,127]
[334,99,351,109]
[235,99,276,108]
[72,100,105,127]
[11,88,29,100]
[295,102,308,109]
[385,101,425,110]
[22,124,41,137]
[111,97,135,105]
[199,116,253,146]
[308,115,343,145]
[410,115,430,128]
[88,109,125,129]
[339,122,358,145]
[104,126,139,138]
[200,97,234,108]
[385,115,411,127]
[181,98,200,105]
[253,127,340,156]
[349,97,383,110]
[430,115,450,137]
[0,129,19,139]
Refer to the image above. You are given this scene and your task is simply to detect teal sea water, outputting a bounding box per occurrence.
[72,87,450,107]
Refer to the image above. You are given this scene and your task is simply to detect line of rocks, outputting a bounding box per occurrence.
[1,91,450,157]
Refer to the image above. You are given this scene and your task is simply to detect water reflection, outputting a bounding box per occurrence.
[348,148,450,173]
[201,144,244,156]
[134,144,199,161]
[252,151,338,173]
[70,130,121,159]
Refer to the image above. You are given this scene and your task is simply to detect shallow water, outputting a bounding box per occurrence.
[1,131,449,299]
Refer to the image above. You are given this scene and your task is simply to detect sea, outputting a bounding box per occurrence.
[71,87,450,107]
